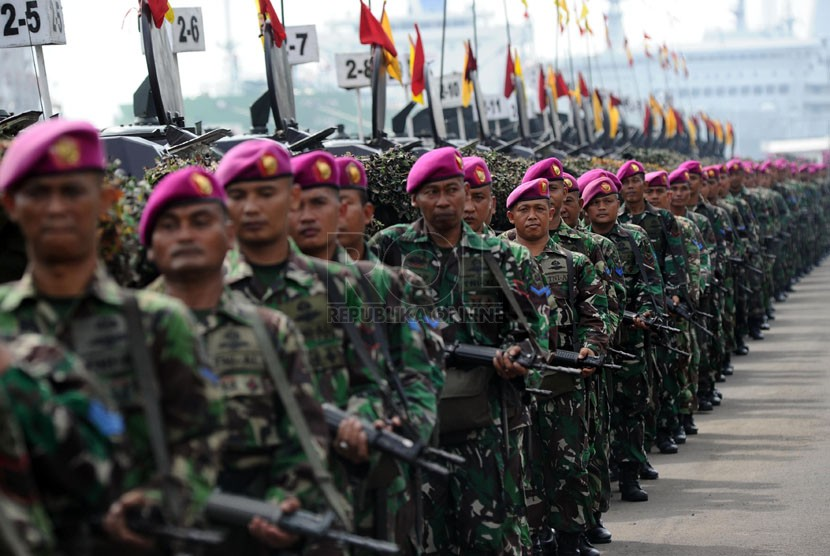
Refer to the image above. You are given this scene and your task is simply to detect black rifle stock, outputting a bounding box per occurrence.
[125,506,227,547]
[205,492,400,554]
[622,310,681,334]
[665,301,716,338]
[322,404,464,476]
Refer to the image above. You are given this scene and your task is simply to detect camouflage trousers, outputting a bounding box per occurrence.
[610,334,649,465]
[586,370,612,517]
[355,466,419,555]
[658,323,693,434]
[524,386,591,535]
[423,424,527,555]
[721,272,737,352]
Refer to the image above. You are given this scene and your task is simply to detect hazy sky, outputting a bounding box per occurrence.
[14,0,816,127]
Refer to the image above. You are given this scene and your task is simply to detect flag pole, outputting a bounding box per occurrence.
[440,0,448,96]
[472,0,479,63]
[355,89,365,141]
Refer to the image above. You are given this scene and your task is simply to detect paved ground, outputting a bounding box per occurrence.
[602,261,830,556]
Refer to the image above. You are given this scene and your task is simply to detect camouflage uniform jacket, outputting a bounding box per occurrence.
[149,281,330,509]
[601,223,665,317]
[0,263,222,524]
[681,210,714,292]
[370,219,550,407]
[619,202,689,302]
[532,236,609,354]
[675,216,704,306]
[0,334,125,554]
[226,243,438,442]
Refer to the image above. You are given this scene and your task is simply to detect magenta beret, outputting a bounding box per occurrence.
[406,147,464,194]
[616,160,646,182]
[758,161,772,174]
[215,139,292,189]
[725,159,744,174]
[335,156,368,190]
[0,119,105,193]
[506,178,550,209]
[292,150,339,190]
[463,156,492,189]
[678,160,703,176]
[703,165,721,180]
[667,169,688,187]
[582,176,618,206]
[522,157,564,183]
[646,170,670,188]
[562,172,578,193]
[578,169,621,193]
[139,166,225,246]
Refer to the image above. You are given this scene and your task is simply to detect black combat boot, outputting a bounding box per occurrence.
[579,534,602,555]
[673,424,687,444]
[722,357,734,376]
[749,318,765,340]
[586,512,612,544]
[734,339,750,355]
[639,458,659,480]
[656,432,679,454]
[532,528,558,555]
[557,532,581,556]
[619,462,649,502]
[683,414,699,435]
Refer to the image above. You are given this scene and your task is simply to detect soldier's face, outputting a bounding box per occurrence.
[3,171,107,265]
[584,194,619,226]
[687,173,702,199]
[289,186,345,257]
[412,177,468,235]
[670,183,691,208]
[548,179,566,213]
[337,188,374,250]
[463,185,494,233]
[225,177,298,248]
[508,199,552,242]
[148,202,232,278]
[620,173,645,204]
[560,191,583,228]
[645,186,669,209]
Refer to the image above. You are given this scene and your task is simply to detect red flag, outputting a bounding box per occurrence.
[504,47,515,98]
[463,40,478,80]
[359,1,397,56]
[624,37,634,66]
[410,24,425,99]
[674,109,685,135]
[578,72,589,98]
[258,0,287,47]
[643,105,652,133]
[609,93,622,107]
[538,66,548,111]
[643,31,652,40]
[554,71,569,98]
[147,0,172,29]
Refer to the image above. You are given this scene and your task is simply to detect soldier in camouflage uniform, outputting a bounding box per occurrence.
[504,177,608,556]
[139,166,341,553]
[617,160,690,455]
[582,172,665,503]
[0,334,125,554]
[0,119,223,551]
[559,170,626,543]
[336,156,378,263]
[462,156,498,237]
[370,147,550,556]
[216,141,440,554]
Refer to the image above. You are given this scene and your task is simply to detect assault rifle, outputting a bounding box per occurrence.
[125,506,227,547]
[729,256,764,276]
[622,311,681,334]
[665,300,716,339]
[205,492,400,554]
[322,404,464,477]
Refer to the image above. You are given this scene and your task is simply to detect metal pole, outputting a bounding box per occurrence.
[33,46,53,118]
[457,107,467,141]
[440,0,448,96]
[472,0,479,61]
[356,89,365,141]
[501,0,512,46]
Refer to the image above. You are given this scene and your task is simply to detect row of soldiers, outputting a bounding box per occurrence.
[0,117,828,556]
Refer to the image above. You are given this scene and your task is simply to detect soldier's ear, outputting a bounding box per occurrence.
[290,184,301,211]
[507,210,516,225]
[410,194,417,208]
[1,193,17,222]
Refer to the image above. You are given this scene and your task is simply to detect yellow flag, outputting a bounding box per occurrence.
[609,104,620,138]
[380,5,402,83]
[714,120,724,142]
[555,0,570,30]
[546,65,558,113]
[648,95,664,119]
[687,116,697,147]
[409,36,424,104]
[514,49,524,79]
[592,90,603,133]
[165,3,174,23]
[665,105,677,138]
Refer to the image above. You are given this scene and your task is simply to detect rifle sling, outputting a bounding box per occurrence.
[246,306,353,529]
[122,294,183,523]
[482,251,542,353]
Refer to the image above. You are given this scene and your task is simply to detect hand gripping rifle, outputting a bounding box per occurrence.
[205,491,400,554]
[321,404,464,477]
[665,300,716,339]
